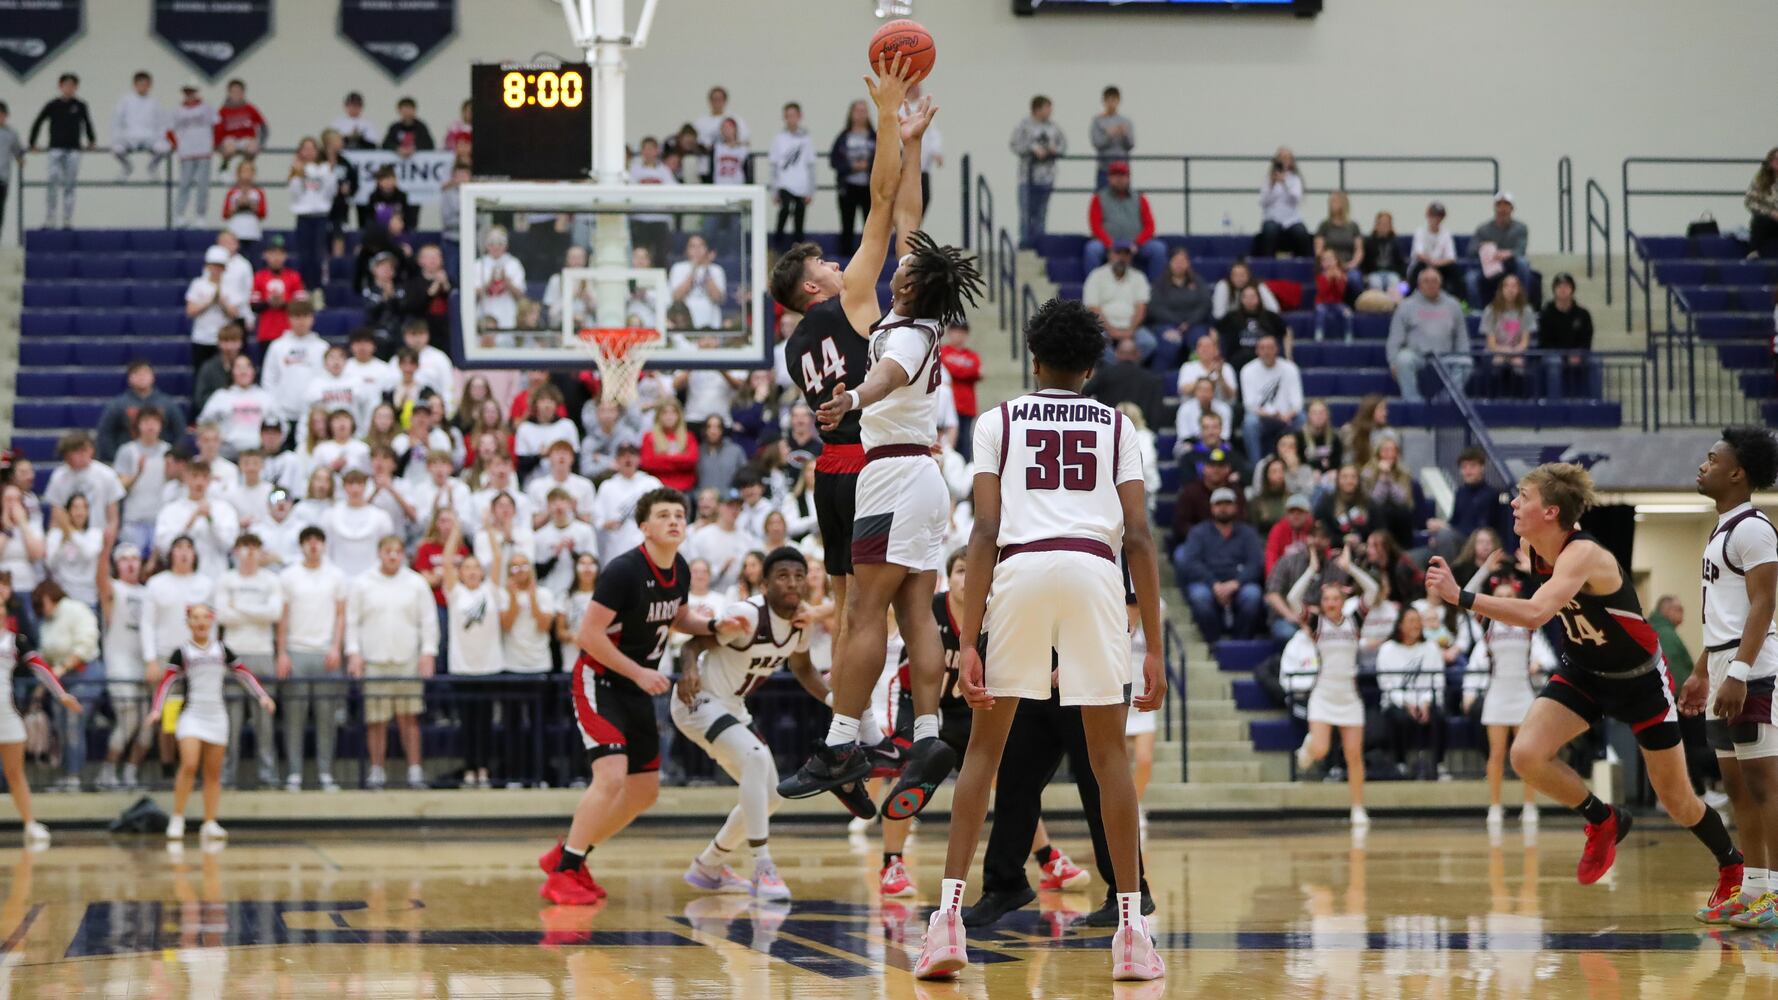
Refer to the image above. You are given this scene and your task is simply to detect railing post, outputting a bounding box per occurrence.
[997,229,1015,336]
[959,152,971,250]
[1181,156,1191,234]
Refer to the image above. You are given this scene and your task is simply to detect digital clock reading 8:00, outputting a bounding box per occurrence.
[502,70,585,109]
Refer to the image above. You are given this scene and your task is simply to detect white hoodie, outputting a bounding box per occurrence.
[768,129,817,199]
[288,162,338,218]
[262,331,330,423]
[112,91,167,145]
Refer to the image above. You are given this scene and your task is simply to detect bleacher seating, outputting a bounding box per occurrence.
[1639,232,1776,414]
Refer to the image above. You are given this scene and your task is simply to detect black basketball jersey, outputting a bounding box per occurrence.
[1531,530,1661,674]
[785,298,872,448]
[580,545,690,693]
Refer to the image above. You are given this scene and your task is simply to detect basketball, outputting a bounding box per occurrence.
[868,19,935,80]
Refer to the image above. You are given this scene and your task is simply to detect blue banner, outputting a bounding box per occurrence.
[0,0,83,80]
[152,0,274,81]
[338,0,455,81]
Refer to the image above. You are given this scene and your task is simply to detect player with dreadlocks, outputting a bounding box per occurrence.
[778,227,985,821]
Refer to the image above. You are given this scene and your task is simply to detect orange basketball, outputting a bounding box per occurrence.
[868,19,935,81]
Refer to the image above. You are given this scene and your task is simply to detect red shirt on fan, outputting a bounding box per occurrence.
[250,266,306,343]
[414,539,471,606]
[939,343,982,418]
[214,101,266,145]
[639,431,699,492]
[1314,269,1349,306]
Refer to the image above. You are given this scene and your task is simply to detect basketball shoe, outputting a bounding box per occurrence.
[883,737,957,821]
[1111,917,1166,981]
[683,859,751,894]
[752,858,791,901]
[1576,807,1631,884]
[1038,850,1089,891]
[1732,895,1778,930]
[779,740,872,798]
[1723,893,1777,928]
[538,840,606,900]
[880,857,917,898]
[912,909,969,980]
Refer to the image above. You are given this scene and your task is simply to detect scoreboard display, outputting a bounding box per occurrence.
[470,62,594,181]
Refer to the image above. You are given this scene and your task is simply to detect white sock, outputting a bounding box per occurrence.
[1117,891,1143,931]
[939,877,966,913]
[697,842,731,869]
[913,714,940,743]
[753,843,772,864]
[825,714,860,747]
[1745,867,1768,903]
[859,710,885,746]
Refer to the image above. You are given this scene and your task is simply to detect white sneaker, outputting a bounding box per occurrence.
[366,765,386,790]
[1295,735,1315,773]
[121,764,139,789]
[1521,803,1539,826]
[847,816,870,836]
[96,765,119,790]
[1350,806,1371,827]
[752,858,791,901]
[199,820,227,841]
[24,821,50,845]
[1486,805,1504,829]
[166,815,186,839]
[319,774,340,793]
[286,773,304,793]
[407,765,426,789]
[1704,789,1730,809]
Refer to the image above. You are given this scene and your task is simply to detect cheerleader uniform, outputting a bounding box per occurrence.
[1469,621,1555,728]
[0,629,69,744]
[1288,562,1380,728]
[149,638,271,746]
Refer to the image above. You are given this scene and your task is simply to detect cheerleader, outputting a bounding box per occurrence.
[1462,566,1555,830]
[1285,544,1381,826]
[96,544,151,790]
[0,571,80,845]
[147,603,276,842]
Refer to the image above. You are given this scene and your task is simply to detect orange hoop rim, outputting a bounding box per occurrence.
[577,326,662,360]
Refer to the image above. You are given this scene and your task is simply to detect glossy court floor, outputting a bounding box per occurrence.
[0,819,1773,998]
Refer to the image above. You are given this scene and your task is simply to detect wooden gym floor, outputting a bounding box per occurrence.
[0,819,1770,998]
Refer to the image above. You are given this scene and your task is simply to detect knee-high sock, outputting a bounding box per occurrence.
[710,726,782,844]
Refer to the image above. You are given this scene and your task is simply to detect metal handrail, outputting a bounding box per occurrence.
[1621,155,1761,330]
[1584,178,1613,304]
[975,172,996,305]
[959,152,972,251]
[1022,152,1501,234]
[1426,354,1514,489]
[1017,282,1038,388]
[1163,618,1188,782]
[1557,155,1574,253]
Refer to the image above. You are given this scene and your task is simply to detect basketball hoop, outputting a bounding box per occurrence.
[574,327,661,407]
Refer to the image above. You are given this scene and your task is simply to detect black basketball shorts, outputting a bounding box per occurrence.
[814,469,859,577]
[1538,658,1681,751]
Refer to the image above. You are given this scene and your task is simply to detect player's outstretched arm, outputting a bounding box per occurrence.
[1118,480,1167,713]
[814,352,913,430]
[1427,544,1594,630]
[893,95,937,259]
[841,55,913,330]
[956,470,1002,709]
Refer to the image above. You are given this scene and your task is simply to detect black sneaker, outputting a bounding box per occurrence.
[829,779,878,821]
[1079,890,1156,928]
[962,886,1037,928]
[881,737,957,820]
[777,740,872,799]
[863,737,908,778]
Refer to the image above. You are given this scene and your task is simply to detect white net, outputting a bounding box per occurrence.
[573,327,662,407]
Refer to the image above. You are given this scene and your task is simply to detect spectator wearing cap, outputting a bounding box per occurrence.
[1178,487,1266,643]
[1387,268,1472,402]
[187,246,244,377]
[1256,146,1312,258]
[332,91,378,149]
[1171,446,1246,548]
[1089,85,1134,190]
[590,442,662,561]
[215,78,267,171]
[250,235,306,351]
[1467,191,1531,307]
[1264,493,1315,575]
[260,420,304,490]
[695,416,748,494]
[1536,272,1596,396]
[1238,334,1304,467]
[1085,160,1164,276]
[382,96,435,158]
[476,226,527,334]
[169,81,219,228]
[1408,201,1463,295]
[684,488,756,592]
[1179,410,1250,485]
[1083,241,1154,362]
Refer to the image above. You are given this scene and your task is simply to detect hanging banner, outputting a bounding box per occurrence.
[152,0,273,81]
[0,0,83,80]
[342,149,455,205]
[338,0,455,81]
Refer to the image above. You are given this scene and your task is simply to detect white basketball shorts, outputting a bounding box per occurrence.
[984,544,1130,707]
[851,451,948,575]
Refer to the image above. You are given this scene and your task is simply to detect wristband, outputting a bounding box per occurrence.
[845,389,861,410]
[1729,661,1753,682]
[1458,590,1476,611]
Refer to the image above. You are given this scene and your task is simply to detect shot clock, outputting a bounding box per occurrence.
[470,62,594,181]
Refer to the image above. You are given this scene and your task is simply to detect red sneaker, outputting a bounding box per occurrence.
[537,841,606,899]
[1038,851,1091,892]
[1576,807,1632,885]
[539,869,606,906]
[880,858,917,898]
[1709,862,1745,909]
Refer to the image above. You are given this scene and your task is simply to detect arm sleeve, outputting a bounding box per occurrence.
[225,647,271,699]
[1136,196,1156,245]
[148,654,182,714]
[1088,195,1111,246]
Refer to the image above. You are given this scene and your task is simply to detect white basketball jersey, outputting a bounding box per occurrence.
[698,596,809,705]
[859,312,944,450]
[973,389,1144,550]
[1701,502,1778,653]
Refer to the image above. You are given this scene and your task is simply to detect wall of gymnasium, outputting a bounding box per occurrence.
[1,1,1763,249]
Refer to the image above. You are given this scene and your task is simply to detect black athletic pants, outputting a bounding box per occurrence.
[981,692,1149,897]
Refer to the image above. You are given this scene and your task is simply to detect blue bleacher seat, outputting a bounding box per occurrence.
[128,230,183,253]
[1249,717,1303,753]
[1720,344,1772,370]
[15,373,69,397]
[67,403,104,428]
[1303,371,1393,396]
[71,372,125,397]
[1046,258,1084,284]
[157,372,193,396]
[129,256,186,281]
[1282,311,1313,343]
[1158,463,1182,493]
[76,257,130,280]
[178,230,216,253]
[24,230,75,253]
[1232,678,1281,711]
[12,435,59,462]
[77,286,130,310]
[1696,313,1768,338]
[1197,235,1252,259]
[131,311,186,339]
[84,342,130,367]
[12,404,65,429]
[83,314,132,338]
[1153,498,1175,528]
[1056,282,1083,301]
[1156,432,1176,455]
[1294,342,1389,368]
[72,230,124,253]
[1250,259,1313,283]
[1215,639,1276,673]
[22,285,72,309]
[1352,313,1391,340]
[128,283,186,309]
[19,342,72,366]
[20,312,74,338]
[1038,234,1087,259]
[1676,287,1729,312]
[24,255,74,281]
[135,341,190,366]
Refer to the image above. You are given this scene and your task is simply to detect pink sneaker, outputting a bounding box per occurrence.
[913,909,969,980]
[880,858,917,898]
[1111,919,1166,981]
[1038,850,1090,891]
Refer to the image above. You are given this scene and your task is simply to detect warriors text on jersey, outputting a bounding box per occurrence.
[974,389,1144,552]
[579,546,690,693]
[860,311,945,450]
[1531,530,1662,674]
[785,298,872,461]
[1701,502,1778,657]
[697,595,809,704]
